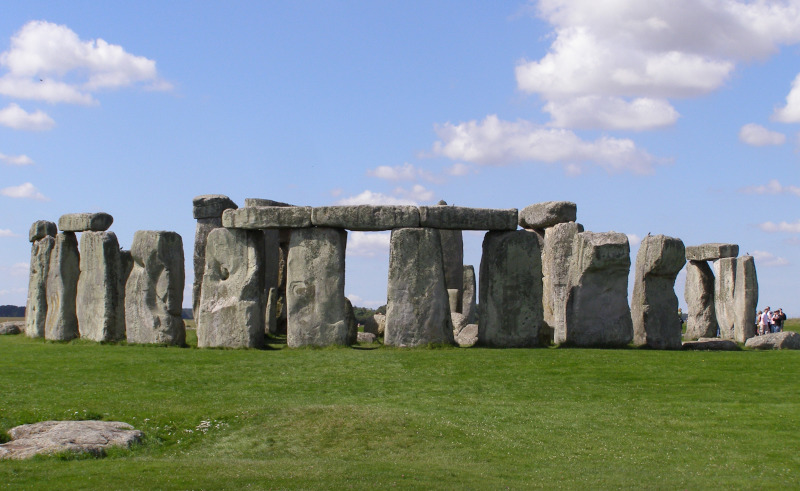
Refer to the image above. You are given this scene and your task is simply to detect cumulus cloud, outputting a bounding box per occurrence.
[0,152,34,166]
[0,103,54,130]
[738,123,786,146]
[445,162,475,176]
[626,234,642,247]
[367,162,436,182]
[347,231,391,258]
[740,179,800,196]
[393,184,434,203]
[544,96,679,130]
[758,219,800,233]
[1,182,48,200]
[751,250,789,267]
[773,73,800,122]
[0,229,19,237]
[336,184,435,206]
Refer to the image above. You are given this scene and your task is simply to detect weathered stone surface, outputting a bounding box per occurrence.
[223,207,312,229]
[58,212,113,232]
[733,256,758,343]
[28,220,56,242]
[461,265,477,324]
[266,287,278,335]
[542,222,584,339]
[713,257,737,340]
[451,312,468,335]
[76,232,125,342]
[197,228,265,348]
[455,324,478,347]
[0,321,23,335]
[479,230,543,347]
[418,206,518,231]
[684,260,717,340]
[357,332,377,344]
[519,201,577,230]
[286,228,349,347]
[193,217,222,317]
[385,228,455,347]
[0,421,142,460]
[441,231,464,294]
[745,331,800,350]
[631,235,686,349]
[364,314,385,336]
[344,297,358,346]
[125,231,185,345]
[311,205,420,231]
[25,236,55,338]
[45,232,80,341]
[685,243,739,261]
[447,289,460,314]
[192,194,237,219]
[561,232,633,347]
[682,338,740,351]
[244,198,293,208]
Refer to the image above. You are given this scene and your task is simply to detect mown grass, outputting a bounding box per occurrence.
[1,324,799,489]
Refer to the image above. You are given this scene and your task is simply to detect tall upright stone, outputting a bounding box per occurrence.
[561,232,632,347]
[733,255,758,343]
[713,257,736,340]
[631,235,686,349]
[192,194,237,319]
[478,230,543,347]
[25,233,55,338]
[461,265,477,324]
[286,227,349,347]
[436,201,464,300]
[77,231,125,342]
[45,232,80,341]
[266,287,278,335]
[684,260,717,339]
[197,228,265,348]
[125,231,185,345]
[385,228,455,347]
[542,222,584,338]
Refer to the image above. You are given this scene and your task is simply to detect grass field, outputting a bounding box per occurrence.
[1,320,799,489]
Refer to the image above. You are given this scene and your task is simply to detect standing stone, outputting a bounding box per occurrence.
[435,201,464,297]
[447,289,460,314]
[733,255,758,343]
[286,228,349,347]
[364,314,385,336]
[125,231,185,345]
[713,258,737,340]
[45,233,80,341]
[77,231,125,342]
[25,236,55,338]
[197,228,265,348]
[542,222,584,339]
[478,230,543,347]
[684,261,717,340]
[192,194,237,320]
[344,297,358,346]
[266,287,278,335]
[631,235,686,349]
[561,232,632,347]
[385,228,455,347]
[461,265,477,324]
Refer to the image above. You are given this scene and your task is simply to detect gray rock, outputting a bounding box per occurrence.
[0,321,23,335]
[440,230,464,295]
[344,297,358,346]
[461,265,477,324]
[682,338,740,351]
[479,230,543,347]
[25,236,55,338]
[385,228,455,347]
[364,314,385,336]
[357,332,377,344]
[518,201,577,230]
[713,258,737,340]
[542,222,584,340]
[447,289,460,314]
[0,421,142,460]
[58,212,113,232]
[745,331,800,350]
[684,260,717,340]
[451,312,468,335]
[418,206,518,230]
[223,206,312,229]
[125,231,185,345]
[193,217,222,317]
[192,194,237,219]
[76,232,125,342]
[733,256,758,343]
[28,220,56,242]
[631,235,686,349]
[197,228,265,348]
[455,323,478,347]
[266,287,278,335]
[561,232,633,347]
[311,205,420,231]
[244,198,293,208]
[685,243,739,261]
[286,228,349,347]
[45,232,80,341]
[261,229,281,293]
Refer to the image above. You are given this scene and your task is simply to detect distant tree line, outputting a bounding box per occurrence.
[0,305,25,317]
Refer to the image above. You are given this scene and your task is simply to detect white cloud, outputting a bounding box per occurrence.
[0,287,27,297]
[431,115,660,175]
[751,250,789,267]
[0,103,54,130]
[738,123,786,146]
[740,179,800,196]
[445,162,475,176]
[335,190,418,206]
[347,231,391,258]
[758,220,800,233]
[626,233,642,247]
[345,294,384,309]
[367,162,436,182]
[1,182,48,201]
[544,96,679,130]
[10,262,28,276]
[393,184,434,203]
[0,229,19,237]
[774,73,800,122]
[0,152,34,166]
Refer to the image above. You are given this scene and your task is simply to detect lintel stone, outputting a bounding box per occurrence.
[192,194,237,219]
[244,198,293,207]
[222,206,312,229]
[518,201,577,229]
[685,243,739,261]
[311,205,420,231]
[29,220,57,242]
[58,213,113,232]
[418,206,518,230]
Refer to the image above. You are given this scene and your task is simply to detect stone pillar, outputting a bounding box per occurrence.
[45,232,80,341]
[714,258,737,339]
[385,228,455,347]
[436,201,464,308]
[733,255,758,343]
[461,265,477,324]
[478,230,543,347]
[77,231,126,342]
[192,195,237,319]
[684,260,717,339]
[25,221,57,338]
[125,231,186,345]
[197,228,265,348]
[542,222,584,340]
[266,287,278,335]
[286,227,349,347]
[631,235,686,349]
[561,232,632,347]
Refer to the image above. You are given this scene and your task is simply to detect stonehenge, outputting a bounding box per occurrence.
[76,231,125,342]
[45,232,80,341]
[25,221,56,338]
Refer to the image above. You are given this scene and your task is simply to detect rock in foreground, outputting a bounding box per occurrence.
[0,421,142,460]
[745,332,800,350]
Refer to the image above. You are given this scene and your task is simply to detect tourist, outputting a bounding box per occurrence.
[761,307,772,334]
[774,308,787,333]
[756,310,764,335]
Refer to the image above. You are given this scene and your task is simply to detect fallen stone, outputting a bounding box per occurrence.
[58,213,113,233]
[25,236,55,338]
[455,323,478,347]
[223,206,312,229]
[733,255,758,343]
[0,421,142,460]
[518,201,577,230]
[192,194,237,219]
[311,205,420,231]
[461,265,477,324]
[77,231,125,342]
[45,232,80,341]
[714,258,736,340]
[681,338,740,351]
[28,220,57,242]
[0,321,23,335]
[418,206,518,230]
[745,331,800,350]
[364,314,386,336]
[684,260,717,340]
[685,243,739,261]
[357,332,377,344]
[451,312,468,334]
[542,222,584,341]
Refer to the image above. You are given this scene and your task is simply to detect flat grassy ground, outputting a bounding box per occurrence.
[1,322,799,489]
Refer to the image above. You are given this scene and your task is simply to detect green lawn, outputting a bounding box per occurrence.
[1,324,799,489]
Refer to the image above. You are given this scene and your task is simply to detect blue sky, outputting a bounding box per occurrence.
[0,1,798,315]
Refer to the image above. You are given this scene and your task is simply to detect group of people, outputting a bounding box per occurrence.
[756,306,787,335]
